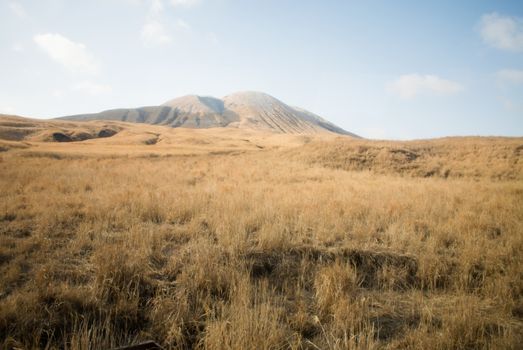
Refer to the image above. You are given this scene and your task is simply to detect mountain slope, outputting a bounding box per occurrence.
[62,91,358,136]
[221,91,353,135]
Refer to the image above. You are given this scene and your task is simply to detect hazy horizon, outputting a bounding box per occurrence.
[1,0,522,139]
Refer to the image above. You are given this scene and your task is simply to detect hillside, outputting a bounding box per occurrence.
[1,114,521,180]
[291,136,523,180]
[61,91,358,136]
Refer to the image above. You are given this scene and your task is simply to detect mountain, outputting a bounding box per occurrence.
[61,91,359,136]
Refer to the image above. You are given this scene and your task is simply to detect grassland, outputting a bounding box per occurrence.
[0,115,522,349]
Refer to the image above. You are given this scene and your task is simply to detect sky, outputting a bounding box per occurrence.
[1,0,522,139]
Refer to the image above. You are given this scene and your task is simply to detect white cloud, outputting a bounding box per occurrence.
[176,19,191,30]
[496,69,523,85]
[141,20,172,46]
[9,1,27,19]
[388,74,463,99]
[141,0,172,46]
[479,13,523,51]
[73,81,112,95]
[171,0,200,7]
[34,33,99,74]
[150,0,164,14]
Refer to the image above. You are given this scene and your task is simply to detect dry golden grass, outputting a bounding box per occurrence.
[0,116,522,349]
[292,136,523,180]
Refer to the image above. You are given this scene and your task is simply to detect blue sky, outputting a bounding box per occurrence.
[1,0,522,139]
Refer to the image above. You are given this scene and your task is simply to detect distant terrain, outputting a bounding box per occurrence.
[60,91,358,136]
[0,114,522,349]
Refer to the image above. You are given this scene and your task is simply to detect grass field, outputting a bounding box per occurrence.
[0,116,522,349]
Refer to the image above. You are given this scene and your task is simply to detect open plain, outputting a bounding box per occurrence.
[0,115,522,349]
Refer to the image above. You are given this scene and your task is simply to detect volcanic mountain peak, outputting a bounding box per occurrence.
[61,91,358,136]
[162,95,225,114]
[223,91,281,107]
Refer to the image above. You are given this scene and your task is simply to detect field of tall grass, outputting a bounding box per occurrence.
[0,126,522,349]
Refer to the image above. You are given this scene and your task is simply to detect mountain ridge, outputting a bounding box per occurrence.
[61,91,359,137]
